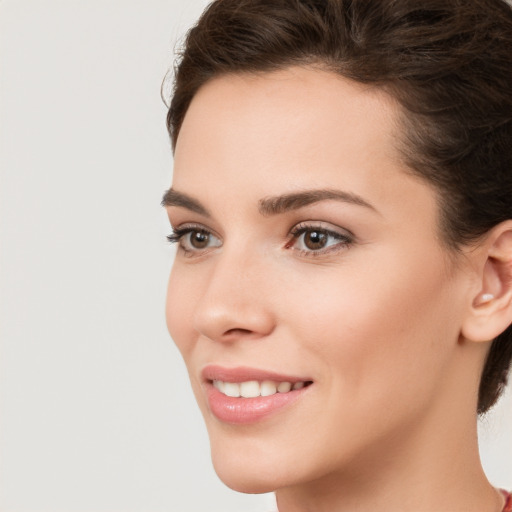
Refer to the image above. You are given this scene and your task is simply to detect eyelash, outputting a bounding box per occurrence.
[166,222,354,258]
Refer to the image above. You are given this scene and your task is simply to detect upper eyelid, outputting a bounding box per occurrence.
[172,222,221,237]
[290,221,355,238]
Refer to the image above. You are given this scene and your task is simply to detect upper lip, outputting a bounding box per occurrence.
[201,365,312,384]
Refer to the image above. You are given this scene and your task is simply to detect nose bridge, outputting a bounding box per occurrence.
[193,242,275,342]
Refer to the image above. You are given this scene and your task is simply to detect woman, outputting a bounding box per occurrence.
[162,0,512,510]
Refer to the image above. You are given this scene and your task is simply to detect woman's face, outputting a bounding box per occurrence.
[165,67,474,493]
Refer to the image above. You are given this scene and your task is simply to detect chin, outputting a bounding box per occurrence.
[208,430,294,494]
[214,465,277,494]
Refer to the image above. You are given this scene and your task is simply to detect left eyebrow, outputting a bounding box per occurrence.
[161,188,211,217]
[258,188,379,216]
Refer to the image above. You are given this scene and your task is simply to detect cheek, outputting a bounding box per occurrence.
[283,249,459,415]
[165,264,199,358]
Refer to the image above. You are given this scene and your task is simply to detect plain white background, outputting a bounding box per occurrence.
[0,1,510,511]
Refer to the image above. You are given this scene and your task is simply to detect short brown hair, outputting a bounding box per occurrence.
[166,0,512,414]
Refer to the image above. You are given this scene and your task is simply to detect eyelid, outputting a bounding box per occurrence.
[290,221,355,239]
[169,222,221,238]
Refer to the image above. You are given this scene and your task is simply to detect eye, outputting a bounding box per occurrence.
[167,225,222,255]
[287,223,353,255]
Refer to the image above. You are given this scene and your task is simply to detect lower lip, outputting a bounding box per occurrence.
[206,384,310,425]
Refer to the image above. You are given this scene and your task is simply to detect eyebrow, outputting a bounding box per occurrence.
[258,189,379,216]
[161,187,378,217]
[161,188,211,217]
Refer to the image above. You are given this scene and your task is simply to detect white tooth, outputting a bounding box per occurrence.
[292,382,305,390]
[213,380,225,392]
[223,382,241,397]
[277,381,292,393]
[260,380,277,396]
[240,380,260,398]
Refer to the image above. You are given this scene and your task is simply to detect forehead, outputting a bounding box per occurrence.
[172,66,435,231]
[173,66,402,186]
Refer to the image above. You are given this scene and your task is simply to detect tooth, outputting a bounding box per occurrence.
[240,380,260,398]
[277,381,292,393]
[292,382,304,390]
[223,382,241,397]
[213,380,224,392]
[261,380,277,396]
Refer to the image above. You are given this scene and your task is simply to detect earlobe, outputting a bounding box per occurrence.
[462,222,512,343]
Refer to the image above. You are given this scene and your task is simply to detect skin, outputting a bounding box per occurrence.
[164,67,510,512]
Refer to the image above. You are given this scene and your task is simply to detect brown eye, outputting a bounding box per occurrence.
[288,224,353,255]
[303,230,328,250]
[167,226,222,254]
[189,230,210,249]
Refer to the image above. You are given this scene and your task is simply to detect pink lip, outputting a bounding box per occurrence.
[202,365,313,425]
[201,365,310,384]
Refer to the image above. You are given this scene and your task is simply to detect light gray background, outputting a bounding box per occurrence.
[0,1,510,511]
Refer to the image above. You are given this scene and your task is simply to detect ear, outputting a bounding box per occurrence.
[461,221,512,343]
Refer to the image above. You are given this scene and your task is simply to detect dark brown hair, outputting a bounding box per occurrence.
[166,0,512,414]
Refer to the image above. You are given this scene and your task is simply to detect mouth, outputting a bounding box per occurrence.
[202,366,313,425]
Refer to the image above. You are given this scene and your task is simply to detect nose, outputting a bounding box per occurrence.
[192,248,276,343]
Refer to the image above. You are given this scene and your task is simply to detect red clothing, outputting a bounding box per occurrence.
[501,489,512,512]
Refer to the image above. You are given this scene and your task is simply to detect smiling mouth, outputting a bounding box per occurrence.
[204,368,314,424]
[212,379,313,398]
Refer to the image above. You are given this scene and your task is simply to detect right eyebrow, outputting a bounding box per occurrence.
[161,188,211,217]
